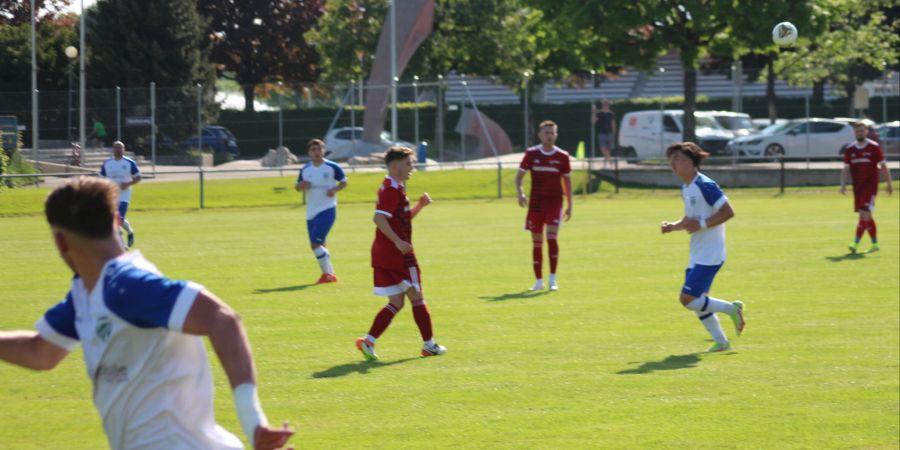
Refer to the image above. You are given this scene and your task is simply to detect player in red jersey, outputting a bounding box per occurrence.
[841,121,893,254]
[356,146,446,361]
[515,120,573,291]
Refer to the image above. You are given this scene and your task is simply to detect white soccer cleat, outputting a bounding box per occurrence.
[530,280,544,291]
[421,342,447,357]
[548,281,558,291]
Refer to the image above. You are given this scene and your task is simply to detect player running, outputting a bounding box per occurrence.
[841,121,893,254]
[356,146,446,361]
[515,120,573,291]
[99,141,140,247]
[660,142,745,353]
[0,177,294,450]
[295,139,347,283]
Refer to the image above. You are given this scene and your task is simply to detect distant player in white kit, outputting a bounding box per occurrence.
[294,139,347,283]
[660,142,746,353]
[0,177,295,450]
[99,141,140,247]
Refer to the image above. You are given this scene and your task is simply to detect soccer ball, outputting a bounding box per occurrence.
[772,22,798,46]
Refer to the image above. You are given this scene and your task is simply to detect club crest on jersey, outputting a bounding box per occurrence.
[95,316,113,342]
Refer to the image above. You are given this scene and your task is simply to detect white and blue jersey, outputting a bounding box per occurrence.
[100,157,141,203]
[36,252,243,450]
[682,172,728,268]
[297,159,346,220]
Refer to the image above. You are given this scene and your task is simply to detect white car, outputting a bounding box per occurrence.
[726,118,854,159]
[701,111,755,137]
[618,110,734,159]
[323,127,413,160]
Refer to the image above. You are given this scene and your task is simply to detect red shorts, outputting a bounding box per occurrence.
[854,191,876,212]
[373,265,422,296]
[525,207,563,233]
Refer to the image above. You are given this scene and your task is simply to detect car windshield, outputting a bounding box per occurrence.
[675,113,723,130]
[734,117,753,129]
[759,122,794,135]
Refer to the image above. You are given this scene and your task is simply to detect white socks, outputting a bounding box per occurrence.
[685,295,734,314]
[697,312,728,345]
[548,273,557,285]
[314,246,334,274]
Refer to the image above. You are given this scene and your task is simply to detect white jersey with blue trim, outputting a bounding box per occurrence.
[681,172,728,267]
[100,157,141,203]
[297,159,346,219]
[35,251,243,450]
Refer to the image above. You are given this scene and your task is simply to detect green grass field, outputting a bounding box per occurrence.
[1,172,898,449]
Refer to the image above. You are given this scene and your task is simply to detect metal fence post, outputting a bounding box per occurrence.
[779,155,785,194]
[614,155,620,194]
[150,82,156,174]
[116,86,121,141]
[278,81,284,150]
[197,84,203,160]
[199,169,205,209]
[413,75,420,145]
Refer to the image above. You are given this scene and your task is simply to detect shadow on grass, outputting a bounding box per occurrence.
[479,290,551,302]
[253,283,316,294]
[617,353,703,375]
[825,252,867,262]
[312,357,419,379]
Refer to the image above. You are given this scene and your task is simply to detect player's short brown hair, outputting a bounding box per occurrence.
[45,176,118,238]
[307,138,325,151]
[384,145,414,166]
[666,142,710,167]
[538,120,557,130]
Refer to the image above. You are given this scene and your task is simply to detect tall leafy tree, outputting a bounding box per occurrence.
[0,19,78,92]
[0,0,70,25]
[309,0,546,87]
[776,0,899,116]
[87,0,215,137]
[198,0,324,112]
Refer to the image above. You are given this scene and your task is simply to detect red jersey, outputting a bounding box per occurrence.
[518,145,571,211]
[843,139,885,192]
[372,176,416,270]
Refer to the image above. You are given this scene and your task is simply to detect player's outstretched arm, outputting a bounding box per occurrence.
[515,170,528,207]
[562,175,573,221]
[182,290,294,450]
[410,192,432,218]
[840,165,849,195]
[0,331,68,371]
[880,163,893,195]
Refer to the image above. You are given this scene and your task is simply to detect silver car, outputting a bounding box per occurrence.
[727,119,854,159]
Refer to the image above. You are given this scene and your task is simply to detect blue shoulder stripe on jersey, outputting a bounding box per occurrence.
[695,173,724,207]
[325,160,347,182]
[43,292,79,341]
[99,161,107,176]
[103,260,188,329]
[297,163,312,182]
[127,158,140,175]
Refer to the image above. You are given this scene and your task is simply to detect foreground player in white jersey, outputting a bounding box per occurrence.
[660,142,746,353]
[294,139,347,283]
[99,141,140,247]
[0,177,294,450]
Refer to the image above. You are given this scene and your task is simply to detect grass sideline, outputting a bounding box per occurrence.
[1,182,898,448]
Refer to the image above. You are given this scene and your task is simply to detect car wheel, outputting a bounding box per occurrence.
[765,143,784,161]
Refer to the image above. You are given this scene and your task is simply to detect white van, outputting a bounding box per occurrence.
[618,110,734,159]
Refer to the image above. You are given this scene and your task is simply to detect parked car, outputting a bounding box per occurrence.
[751,118,788,131]
[876,121,899,155]
[180,125,240,156]
[726,118,854,159]
[618,110,734,159]
[700,111,755,137]
[324,127,413,160]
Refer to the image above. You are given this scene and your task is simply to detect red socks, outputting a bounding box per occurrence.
[856,218,878,242]
[868,218,877,241]
[547,233,559,274]
[411,299,433,341]
[367,303,399,339]
[532,239,543,279]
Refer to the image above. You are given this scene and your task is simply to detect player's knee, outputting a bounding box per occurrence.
[679,293,695,307]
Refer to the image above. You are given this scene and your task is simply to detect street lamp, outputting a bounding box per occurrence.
[65,46,78,141]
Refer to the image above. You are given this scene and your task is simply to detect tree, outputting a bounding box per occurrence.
[0,19,78,92]
[198,0,324,112]
[87,0,215,138]
[0,0,70,25]
[776,0,900,116]
[309,0,547,87]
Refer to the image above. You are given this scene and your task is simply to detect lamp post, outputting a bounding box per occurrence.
[658,67,666,158]
[65,46,78,142]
